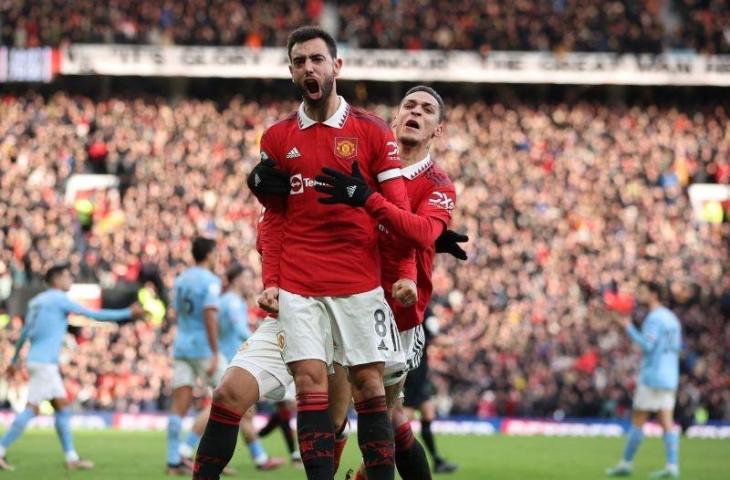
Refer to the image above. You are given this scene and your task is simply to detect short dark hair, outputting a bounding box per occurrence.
[45,263,70,284]
[226,263,245,284]
[192,237,216,263]
[404,85,446,122]
[287,26,337,61]
[644,281,663,299]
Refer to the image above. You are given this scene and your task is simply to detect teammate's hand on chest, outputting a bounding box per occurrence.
[314,161,373,207]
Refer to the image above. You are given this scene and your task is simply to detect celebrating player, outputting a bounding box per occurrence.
[179,263,285,472]
[245,26,420,480]
[0,263,144,471]
[606,281,682,479]
[315,86,464,479]
[166,237,226,475]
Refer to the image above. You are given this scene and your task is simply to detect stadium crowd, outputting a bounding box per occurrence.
[0,92,728,421]
[1,0,728,53]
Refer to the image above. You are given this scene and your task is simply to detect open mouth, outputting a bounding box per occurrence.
[304,78,321,97]
[405,119,420,129]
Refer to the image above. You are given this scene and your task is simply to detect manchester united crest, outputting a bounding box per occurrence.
[277,332,286,351]
[334,137,357,159]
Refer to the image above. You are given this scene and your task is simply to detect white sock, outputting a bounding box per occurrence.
[0,445,6,457]
[65,450,80,462]
[254,452,269,466]
[179,443,194,459]
[666,464,679,473]
[291,450,301,461]
[618,460,632,469]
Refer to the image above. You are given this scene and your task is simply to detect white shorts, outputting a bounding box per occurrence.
[633,383,677,412]
[227,318,294,402]
[384,324,425,387]
[172,353,227,389]
[27,363,66,405]
[278,287,406,370]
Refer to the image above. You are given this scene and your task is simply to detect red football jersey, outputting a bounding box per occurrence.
[259,97,415,296]
[371,155,457,331]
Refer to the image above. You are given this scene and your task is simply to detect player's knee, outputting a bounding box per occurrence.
[349,368,385,400]
[390,404,409,429]
[292,362,327,393]
[212,381,245,411]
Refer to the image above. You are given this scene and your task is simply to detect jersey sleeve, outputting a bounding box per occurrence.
[231,297,251,341]
[254,129,287,210]
[256,206,285,289]
[203,278,222,310]
[61,295,132,322]
[626,314,660,353]
[364,183,455,249]
[371,126,402,183]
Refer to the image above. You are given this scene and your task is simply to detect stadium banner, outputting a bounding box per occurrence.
[0,47,57,82]
[60,45,730,85]
[1,412,729,438]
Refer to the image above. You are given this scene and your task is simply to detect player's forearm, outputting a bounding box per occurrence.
[364,192,445,249]
[76,306,132,322]
[377,179,418,280]
[204,309,219,354]
[258,208,285,289]
[11,328,29,364]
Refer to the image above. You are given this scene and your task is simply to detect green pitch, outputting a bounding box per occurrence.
[2,430,729,479]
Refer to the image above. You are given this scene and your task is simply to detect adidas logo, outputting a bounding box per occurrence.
[346,185,357,198]
[286,147,301,159]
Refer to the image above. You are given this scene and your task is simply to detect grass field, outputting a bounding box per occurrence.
[1,430,729,479]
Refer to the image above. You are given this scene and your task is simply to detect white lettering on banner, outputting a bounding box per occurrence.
[60,45,730,86]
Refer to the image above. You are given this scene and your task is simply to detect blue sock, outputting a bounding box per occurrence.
[663,430,679,466]
[54,409,75,454]
[622,425,644,463]
[0,408,36,450]
[247,439,266,462]
[185,430,201,450]
[167,415,182,466]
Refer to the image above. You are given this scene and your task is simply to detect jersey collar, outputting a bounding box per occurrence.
[297,96,350,130]
[401,154,433,180]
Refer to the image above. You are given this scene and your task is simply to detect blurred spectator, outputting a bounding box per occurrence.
[0,92,728,418]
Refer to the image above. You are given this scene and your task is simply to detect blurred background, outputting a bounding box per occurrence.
[0,0,728,434]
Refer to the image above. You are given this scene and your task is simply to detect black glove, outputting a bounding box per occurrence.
[315,161,373,207]
[246,159,290,197]
[435,229,469,260]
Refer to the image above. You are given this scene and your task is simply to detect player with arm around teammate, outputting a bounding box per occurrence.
[0,263,144,471]
[606,281,682,479]
[315,86,465,480]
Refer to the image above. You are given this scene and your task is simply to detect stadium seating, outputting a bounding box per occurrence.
[1,93,727,420]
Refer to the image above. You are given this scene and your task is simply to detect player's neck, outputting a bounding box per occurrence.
[303,92,340,123]
[399,142,430,167]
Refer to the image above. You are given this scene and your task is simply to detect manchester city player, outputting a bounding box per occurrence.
[0,263,144,471]
[607,281,682,479]
[166,237,225,475]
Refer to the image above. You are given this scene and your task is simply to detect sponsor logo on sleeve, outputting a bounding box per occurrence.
[428,191,455,212]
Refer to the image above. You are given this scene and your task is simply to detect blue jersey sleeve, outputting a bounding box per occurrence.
[626,314,661,353]
[230,297,251,342]
[60,295,132,322]
[203,279,222,310]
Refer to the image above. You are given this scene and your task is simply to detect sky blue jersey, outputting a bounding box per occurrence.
[172,266,221,359]
[19,289,131,365]
[218,291,251,362]
[626,306,682,390]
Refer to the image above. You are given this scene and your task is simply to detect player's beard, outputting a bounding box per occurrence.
[297,74,335,109]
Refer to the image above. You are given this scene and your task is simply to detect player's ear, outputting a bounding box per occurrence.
[288,64,294,81]
[432,122,443,139]
[333,57,343,78]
